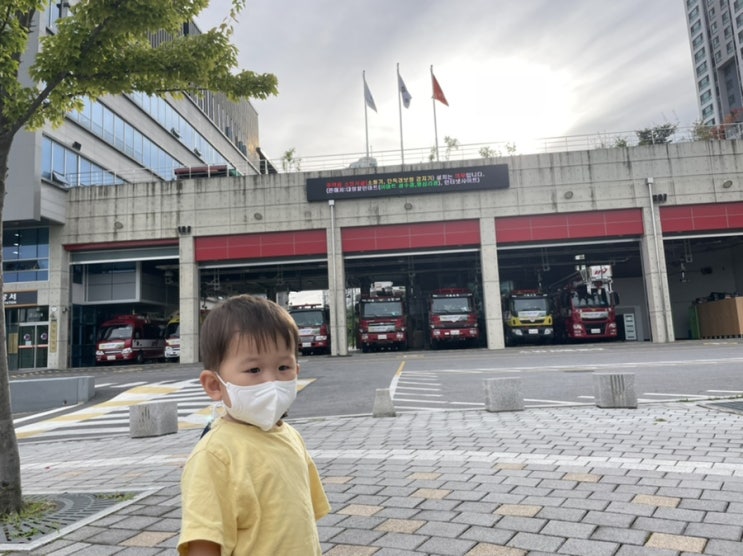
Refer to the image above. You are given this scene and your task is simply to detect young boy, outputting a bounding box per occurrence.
[178,295,330,556]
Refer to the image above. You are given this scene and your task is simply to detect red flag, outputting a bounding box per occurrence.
[432,72,449,106]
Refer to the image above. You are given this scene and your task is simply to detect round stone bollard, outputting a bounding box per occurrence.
[484,377,524,412]
[593,372,637,409]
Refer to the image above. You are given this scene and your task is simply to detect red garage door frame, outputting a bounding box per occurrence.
[195,230,327,262]
[342,220,480,253]
[495,209,644,244]
[660,201,743,233]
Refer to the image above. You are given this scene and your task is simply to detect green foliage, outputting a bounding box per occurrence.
[636,123,677,146]
[479,146,497,158]
[1,0,278,135]
[281,148,301,172]
[691,120,714,141]
[443,135,459,160]
[0,0,278,518]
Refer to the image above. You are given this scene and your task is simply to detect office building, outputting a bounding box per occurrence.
[4,5,267,369]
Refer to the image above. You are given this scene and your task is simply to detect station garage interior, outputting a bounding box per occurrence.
[197,234,742,349]
[69,233,742,366]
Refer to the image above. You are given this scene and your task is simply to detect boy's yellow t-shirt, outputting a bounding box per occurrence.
[178,417,330,555]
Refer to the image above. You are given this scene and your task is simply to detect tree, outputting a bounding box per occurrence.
[443,135,460,160]
[0,0,278,516]
[281,148,302,172]
[479,146,497,158]
[636,123,677,146]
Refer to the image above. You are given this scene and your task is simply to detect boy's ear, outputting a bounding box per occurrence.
[200,370,224,402]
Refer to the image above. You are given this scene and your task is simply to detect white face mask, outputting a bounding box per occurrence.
[216,375,297,431]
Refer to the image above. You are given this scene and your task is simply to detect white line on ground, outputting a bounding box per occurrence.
[642,393,709,399]
[523,398,584,405]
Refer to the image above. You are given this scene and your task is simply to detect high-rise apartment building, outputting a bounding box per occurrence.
[684,0,743,125]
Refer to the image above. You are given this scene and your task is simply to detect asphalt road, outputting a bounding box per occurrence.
[11,339,743,441]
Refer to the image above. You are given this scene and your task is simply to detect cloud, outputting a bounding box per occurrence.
[200,0,698,160]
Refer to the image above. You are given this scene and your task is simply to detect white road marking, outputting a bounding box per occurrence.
[112,381,148,389]
[642,393,709,399]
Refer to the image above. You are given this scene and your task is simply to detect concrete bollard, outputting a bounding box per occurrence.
[484,377,524,412]
[593,373,637,409]
[130,401,179,438]
[373,388,396,418]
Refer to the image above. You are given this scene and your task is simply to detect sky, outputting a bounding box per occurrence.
[199,0,698,163]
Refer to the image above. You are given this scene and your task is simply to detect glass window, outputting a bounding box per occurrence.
[52,142,65,174]
[3,227,50,283]
[41,138,52,180]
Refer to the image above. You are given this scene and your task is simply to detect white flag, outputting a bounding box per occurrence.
[398,73,412,108]
[364,76,377,112]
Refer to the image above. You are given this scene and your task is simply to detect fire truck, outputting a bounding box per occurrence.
[552,265,620,342]
[428,288,480,348]
[288,304,331,355]
[95,314,165,364]
[502,289,553,345]
[357,285,408,352]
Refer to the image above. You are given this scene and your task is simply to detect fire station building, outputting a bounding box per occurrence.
[12,139,743,368]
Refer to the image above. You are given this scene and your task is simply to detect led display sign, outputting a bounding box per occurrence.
[306,164,509,202]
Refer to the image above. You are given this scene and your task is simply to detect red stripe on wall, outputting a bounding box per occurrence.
[195,230,327,262]
[495,209,644,244]
[660,202,743,233]
[342,220,480,253]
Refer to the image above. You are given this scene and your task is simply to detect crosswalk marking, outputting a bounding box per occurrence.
[16,378,315,441]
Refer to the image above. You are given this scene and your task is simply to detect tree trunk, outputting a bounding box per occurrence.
[0,130,23,515]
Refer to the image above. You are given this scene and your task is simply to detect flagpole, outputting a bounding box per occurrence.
[431,65,440,162]
[363,70,370,160]
[397,63,405,165]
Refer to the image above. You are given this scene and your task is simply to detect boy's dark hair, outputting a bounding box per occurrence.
[200,295,300,371]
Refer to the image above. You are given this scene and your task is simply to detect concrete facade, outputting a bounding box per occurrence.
[34,140,743,366]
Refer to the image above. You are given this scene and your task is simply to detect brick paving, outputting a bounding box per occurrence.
[3,402,743,555]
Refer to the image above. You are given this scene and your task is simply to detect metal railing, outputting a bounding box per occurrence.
[61,123,743,186]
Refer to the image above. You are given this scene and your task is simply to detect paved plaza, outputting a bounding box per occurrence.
[4,402,743,555]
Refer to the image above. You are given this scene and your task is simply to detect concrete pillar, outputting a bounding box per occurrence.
[593,373,637,409]
[641,202,675,343]
[326,200,348,356]
[46,224,71,369]
[130,401,179,437]
[373,388,396,417]
[479,217,505,350]
[179,234,201,364]
[484,377,524,412]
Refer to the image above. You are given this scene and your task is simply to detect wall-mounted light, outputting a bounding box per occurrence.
[114,221,124,230]
[722,179,733,189]
[71,141,82,151]
[254,213,263,220]
[404,202,413,210]
[564,191,574,199]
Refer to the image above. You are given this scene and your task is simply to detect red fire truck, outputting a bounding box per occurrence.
[95,314,165,364]
[289,304,331,355]
[552,265,620,342]
[357,285,408,352]
[428,288,480,348]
